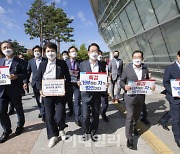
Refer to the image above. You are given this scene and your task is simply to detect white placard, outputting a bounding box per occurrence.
[127,80,155,95]
[42,79,65,96]
[170,79,180,97]
[0,66,11,85]
[80,72,107,92]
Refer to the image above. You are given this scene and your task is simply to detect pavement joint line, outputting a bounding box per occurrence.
[113,101,173,154]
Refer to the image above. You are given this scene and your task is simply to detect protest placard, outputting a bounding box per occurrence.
[127,80,155,95]
[80,72,107,92]
[170,79,180,97]
[42,79,65,96]
[0,66,11,85]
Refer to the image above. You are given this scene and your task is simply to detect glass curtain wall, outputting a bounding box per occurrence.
[98,0,180,78]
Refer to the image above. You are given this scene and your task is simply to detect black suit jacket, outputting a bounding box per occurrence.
[0,57,27,97]
[163,62,180,104]
[80,59,106,102]
[25,57,46,86]
[36,59,71,97]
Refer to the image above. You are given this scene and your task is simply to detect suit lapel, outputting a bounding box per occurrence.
[10,57,18,72]
[86,60,92,72]
[42,60,48,75]
[56,59,61,78]
[32,59,37,70]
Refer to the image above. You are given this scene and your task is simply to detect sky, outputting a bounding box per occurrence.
[0,0,109,52]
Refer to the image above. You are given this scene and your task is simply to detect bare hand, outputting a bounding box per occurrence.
[125,85,131,91]
[77,81,81,87]
[150,85,156,91]
[8,74,17,80]
[40,90,46,97]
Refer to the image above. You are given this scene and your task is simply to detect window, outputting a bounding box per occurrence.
[114,17,127,42]
[146,27,171,62]
[120,10,134,38]
[161,18,180,61]
[110,21,122,44]
[151,0,179,23]
[126,1,144,35]
[134,0,158,30]
[136,33,156,62]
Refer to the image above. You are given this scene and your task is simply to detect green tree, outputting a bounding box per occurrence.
[77,44,89,61]
[24,0,46,47]
[24,0,74,52]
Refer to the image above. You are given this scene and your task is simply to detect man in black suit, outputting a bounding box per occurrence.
[97,50,109,122]
[65,46,82,123]
[120,50,155,149]
[79,43,106,142]
[24,45,45,120]
[0,41,27,143]
[163,50,180,148]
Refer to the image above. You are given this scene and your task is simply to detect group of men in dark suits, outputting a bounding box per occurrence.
[0,40,179,149]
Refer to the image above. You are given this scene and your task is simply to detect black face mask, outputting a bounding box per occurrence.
[114,55,118,59]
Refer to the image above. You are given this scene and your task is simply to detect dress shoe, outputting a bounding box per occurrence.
[82,133,90,141]
[59,130,66,141]
[133,128,139,136]
[0,129,12,143]
[158,121,170,131]
[141,118,150,125]
[127,139,134,149]
[101,113,109,122]
[90,131,98,142]
[42,117,45,122]
[8,110,15,115]
[176,140,180,148]
[38,113,42,118]
[14,126,24,136]
[48,136,58,148]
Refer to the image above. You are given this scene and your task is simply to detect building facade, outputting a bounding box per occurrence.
[90,0,180,78]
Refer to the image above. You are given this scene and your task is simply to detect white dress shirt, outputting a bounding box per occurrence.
[114,58,120,69]
[133,64,142,80]
[35,57,42,70]
[43,59,56,80]
[89,59,99,72]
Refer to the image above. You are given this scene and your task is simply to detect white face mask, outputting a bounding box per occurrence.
[133,59,142,66]
[2,49,13,56]
[34,52,41,58]
[89,52,98,61]
[63,55,68,60]
[71,52,77,58]
[46,52,56,61]
[97,55,102,61]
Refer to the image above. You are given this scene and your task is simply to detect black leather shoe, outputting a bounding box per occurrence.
[101,113,109,123]
[8,110,15,115]
[141,119,150,125]
[158,121,170,131]
[133,128,139,136]
[90,131,98,142]
[0,129,12,143]
[82,133,90,141]
[176,140,180,148]
[38,113,42,118]
[14,126,24,136]
[127,139,133,149]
